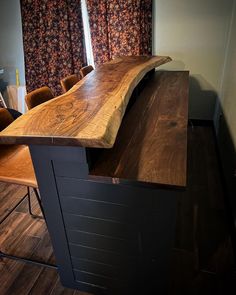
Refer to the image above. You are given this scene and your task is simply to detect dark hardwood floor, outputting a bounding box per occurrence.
[0,126,235,294]
[170,126,236,294]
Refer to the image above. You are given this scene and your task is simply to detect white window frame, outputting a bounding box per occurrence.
[81,0,95,68]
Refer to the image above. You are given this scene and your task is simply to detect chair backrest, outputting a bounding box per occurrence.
[0,108,37,188]
[60,74,80,93]
[0,108,14,131]
[79,65,94,78]
[25,86,54,110]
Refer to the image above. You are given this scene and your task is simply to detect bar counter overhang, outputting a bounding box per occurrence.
[0,56,189,294]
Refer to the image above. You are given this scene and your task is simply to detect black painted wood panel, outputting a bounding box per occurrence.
[63,213,139,240]
[56,177,154,208]
[71,257,136,280]
[67,230,139,255]
[53,160,89,178]
[69,243,137,267]
[73,269,133,291]
[30,143,180,294]
[60,196,134,223]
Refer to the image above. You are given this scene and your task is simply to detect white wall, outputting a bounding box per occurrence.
[220,0,236,148]
[153,0,234,119]
[0,0,25,87]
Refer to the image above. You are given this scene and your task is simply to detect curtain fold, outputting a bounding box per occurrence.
[21,0,86,96]
[86,0,152,65]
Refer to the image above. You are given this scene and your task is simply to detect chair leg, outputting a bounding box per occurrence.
[27,187,43,219]
[33,188,46,219]
[27,187,33,216]
[0,251,57,269]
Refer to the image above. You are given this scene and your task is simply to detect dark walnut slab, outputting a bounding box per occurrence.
[91,71,189,187]
[0,56,171,148]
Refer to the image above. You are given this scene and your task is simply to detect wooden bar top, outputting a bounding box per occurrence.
[0,56,171,148]
[91,71,189,188]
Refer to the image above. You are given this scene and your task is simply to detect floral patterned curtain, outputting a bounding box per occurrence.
[20,0,86,96]
[86,0,152,65]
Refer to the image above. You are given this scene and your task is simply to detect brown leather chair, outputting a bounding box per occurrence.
[0,108,14,131]
[0,108,55,267]
[0,108,39,215]
[25,86,54,110]
[60,74,80,93]
[79,65,94,78]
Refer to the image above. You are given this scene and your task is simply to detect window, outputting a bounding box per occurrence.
[81,0,95,68]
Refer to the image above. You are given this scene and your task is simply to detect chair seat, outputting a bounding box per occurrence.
[0,145,37,188]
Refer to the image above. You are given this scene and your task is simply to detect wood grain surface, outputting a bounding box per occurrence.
[0,56,171,147]
[91,71,189,187]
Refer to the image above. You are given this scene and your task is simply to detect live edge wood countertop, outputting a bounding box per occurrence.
[0,55,171,147]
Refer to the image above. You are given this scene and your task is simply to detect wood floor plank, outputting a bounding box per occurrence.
[0,234,40,294]
[0,183,26,221]
[0,260,26,293]
[49,277,77,295]
[0,211,25,244]
[1,211,54,294]
[29,267,58,295]
[4,263,43,295]
[29,230,54,263]
[1,215,40,255]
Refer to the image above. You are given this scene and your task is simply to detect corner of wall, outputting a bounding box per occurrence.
[214,0,236,132]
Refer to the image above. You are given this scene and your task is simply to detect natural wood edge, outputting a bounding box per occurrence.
[0,56,172,148]
[74,56,172,148]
